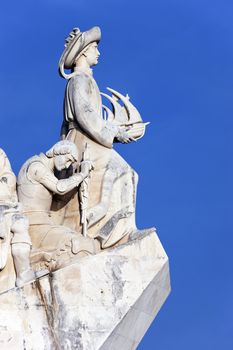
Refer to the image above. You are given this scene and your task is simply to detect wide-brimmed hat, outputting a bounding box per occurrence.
[59,26,101,79]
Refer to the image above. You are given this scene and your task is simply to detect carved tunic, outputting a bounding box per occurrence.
[60,69,137,247]
[18,153,83,223]
[17,152,98,269]
[63,68,118,148]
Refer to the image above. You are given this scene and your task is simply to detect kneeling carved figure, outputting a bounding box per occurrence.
[17,140,99,272]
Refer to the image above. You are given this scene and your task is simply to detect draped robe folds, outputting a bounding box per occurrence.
[0,153,29,292]
[52,68,138,248]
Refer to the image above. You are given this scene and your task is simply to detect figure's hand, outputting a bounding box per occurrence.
[116,127,136,143]
[80,160,93,178]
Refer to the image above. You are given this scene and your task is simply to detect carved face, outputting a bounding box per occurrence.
[54,154,74,171]
[84,42,100,67]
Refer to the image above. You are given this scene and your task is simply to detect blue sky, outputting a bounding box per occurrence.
[0,0,232,349]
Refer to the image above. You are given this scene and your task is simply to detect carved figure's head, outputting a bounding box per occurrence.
[77,41,100,67]
[46,141,78,171]
[59,26,101,79]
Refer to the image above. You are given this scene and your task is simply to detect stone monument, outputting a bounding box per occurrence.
[0,26,170,349]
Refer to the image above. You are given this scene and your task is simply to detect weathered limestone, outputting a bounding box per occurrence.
[17,140,98,272]
[57,26,149,248]
[0,229,170,350]
[0,149,34,292]
[0,25,170,348]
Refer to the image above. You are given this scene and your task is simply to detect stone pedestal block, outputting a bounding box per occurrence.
[0,229,170,350]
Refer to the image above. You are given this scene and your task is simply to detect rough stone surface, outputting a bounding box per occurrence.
[0,26,170,350]
[0,228,170,349]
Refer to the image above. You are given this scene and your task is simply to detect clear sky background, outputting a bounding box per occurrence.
[0,0,232,349]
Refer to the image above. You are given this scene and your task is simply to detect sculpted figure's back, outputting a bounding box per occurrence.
[17,140,98,271]
[55,27,147,248]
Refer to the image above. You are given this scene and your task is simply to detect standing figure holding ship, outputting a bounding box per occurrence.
[57,26,149,248]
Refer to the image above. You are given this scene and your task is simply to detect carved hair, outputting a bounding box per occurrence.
[46,141,78,161]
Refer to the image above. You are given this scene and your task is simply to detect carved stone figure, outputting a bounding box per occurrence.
[0,149,34,290]
[17,140,99,272]
[0,26,170,350]
[57,27,149,248]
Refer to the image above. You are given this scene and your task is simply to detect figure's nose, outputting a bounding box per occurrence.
[97,49,100,57]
